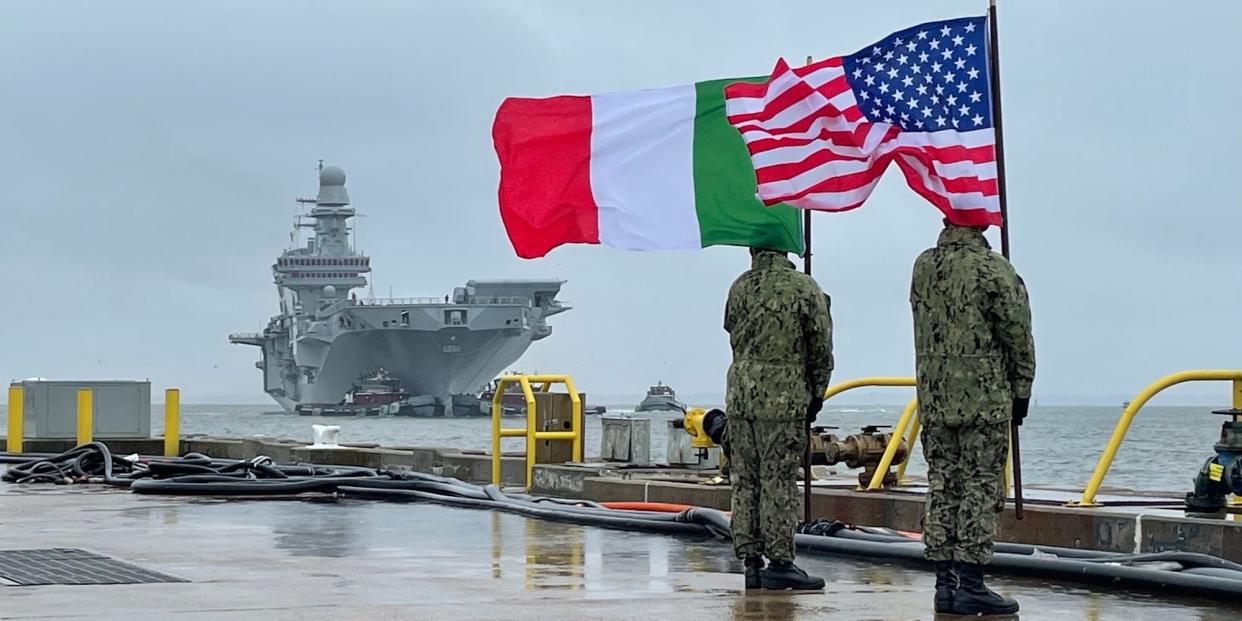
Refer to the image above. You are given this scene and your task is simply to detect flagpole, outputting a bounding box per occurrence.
[801,56,815,526]
[988,0,1024,521]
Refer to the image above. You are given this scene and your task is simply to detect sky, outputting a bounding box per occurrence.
[1,1,1239,406]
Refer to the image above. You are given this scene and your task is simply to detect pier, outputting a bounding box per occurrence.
[4,435,1242,619]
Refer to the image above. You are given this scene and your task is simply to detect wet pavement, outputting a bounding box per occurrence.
[1,483,1240,620]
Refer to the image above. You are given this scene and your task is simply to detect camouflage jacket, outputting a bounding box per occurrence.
[910,225,1036,426]
[724,250,833,421]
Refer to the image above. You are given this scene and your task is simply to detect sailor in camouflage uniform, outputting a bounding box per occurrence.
[910,221,1035,615]
[724,247,833,591]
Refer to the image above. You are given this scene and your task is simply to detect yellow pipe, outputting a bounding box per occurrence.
[564,375,583,462]
[535,431,578,441]
[163,388,180,457]
[522,376,537,489]
[76,388,93,445]
[823,377,915,401]
[895,408,921,483]
[1074,369,1242,507]
[491,376,510,485]
[866,398,919,490]
[1234,379,1242,412]
[1004,434,1013,494]
[6,385,23,454]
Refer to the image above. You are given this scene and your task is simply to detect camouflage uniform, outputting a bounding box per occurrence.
[724,249,833,562]
[910,224,1035,564]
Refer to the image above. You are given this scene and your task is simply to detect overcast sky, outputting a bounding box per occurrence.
[1,1,1238,405]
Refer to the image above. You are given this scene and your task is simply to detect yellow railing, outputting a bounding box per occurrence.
[76,389,94,445]
[6,385,23,453]
[1070,369,1242,507]
[4,385,182,455]
[820,377,917,490]
[164,388,181,456]
[491,374,583,488]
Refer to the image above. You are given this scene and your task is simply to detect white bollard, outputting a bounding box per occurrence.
[310,424,341,449]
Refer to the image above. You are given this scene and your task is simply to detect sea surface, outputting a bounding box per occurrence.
[0,403,1224,493]
[3,403,1218,494]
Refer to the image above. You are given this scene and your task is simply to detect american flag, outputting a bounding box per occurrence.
[724,16,1000,227]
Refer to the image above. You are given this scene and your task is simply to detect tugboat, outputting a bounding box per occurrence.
[347,368,406,406]
[635,381,686,413]
[294,368,440,417]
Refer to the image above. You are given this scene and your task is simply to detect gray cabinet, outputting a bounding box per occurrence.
[17,380,151,439]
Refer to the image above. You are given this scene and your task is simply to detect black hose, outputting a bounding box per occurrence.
[337,485,713,537]
[794,535,1242,598]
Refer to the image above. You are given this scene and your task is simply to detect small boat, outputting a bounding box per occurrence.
[635,381,686,413]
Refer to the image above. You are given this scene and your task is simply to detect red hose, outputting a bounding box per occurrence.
[601,501,697,513]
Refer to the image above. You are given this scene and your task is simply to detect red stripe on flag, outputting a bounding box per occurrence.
[732,102,864,138]
[723,59,794,101]
[893,155,1002,227]
[775,160,891,202]
[492,96,600,259]
[742,125,878,153]
[791,56,844,76]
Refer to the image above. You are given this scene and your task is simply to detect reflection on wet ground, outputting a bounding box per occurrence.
[2,485,1240,620]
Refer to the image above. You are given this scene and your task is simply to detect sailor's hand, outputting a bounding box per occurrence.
[1012,397,1030,426]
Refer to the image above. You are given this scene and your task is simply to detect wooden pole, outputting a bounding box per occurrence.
[988,0,1024,520]
[802,55,814,525]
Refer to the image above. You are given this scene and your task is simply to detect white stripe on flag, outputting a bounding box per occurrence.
[724,65,845,115]
[590,86,701,250]
[898,154,999,212]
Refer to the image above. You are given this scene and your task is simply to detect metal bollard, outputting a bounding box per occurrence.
[76,388,94,445]
[6,385,23,454]
[164,388,180,457]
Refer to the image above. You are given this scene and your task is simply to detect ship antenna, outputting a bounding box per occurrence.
[317,159,324,172]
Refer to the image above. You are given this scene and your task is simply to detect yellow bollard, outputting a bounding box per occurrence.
[76,388,94,445]
[7,385,23,454]
[164,388,181,457]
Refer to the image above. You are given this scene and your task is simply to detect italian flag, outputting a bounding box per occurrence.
[492,78,803,259]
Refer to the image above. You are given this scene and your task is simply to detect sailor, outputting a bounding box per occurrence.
[724,247,833,591]
[910,221,1035,615]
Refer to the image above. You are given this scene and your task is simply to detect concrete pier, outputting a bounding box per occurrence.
[5,435,1242,618]
[3,475,1240,620]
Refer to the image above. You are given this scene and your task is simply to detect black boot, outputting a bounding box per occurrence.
[744,556,765,590]
[761,560,825,591]
[951,562,1018,615]
[933,560,957,613]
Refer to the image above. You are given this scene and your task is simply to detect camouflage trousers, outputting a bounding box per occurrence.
[727,418,805,561]
[920,421,1010,564]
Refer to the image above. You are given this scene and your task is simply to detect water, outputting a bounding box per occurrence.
[1,403,1223,492]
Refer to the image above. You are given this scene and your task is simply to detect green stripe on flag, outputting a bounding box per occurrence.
[692,77,803,255]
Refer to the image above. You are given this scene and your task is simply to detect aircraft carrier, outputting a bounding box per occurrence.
[230,164,567,415]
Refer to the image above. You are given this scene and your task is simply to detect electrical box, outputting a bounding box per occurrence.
[16,380,151,440]
[666,419,723,468]
[601,415,651,464]
[532,392,583,465]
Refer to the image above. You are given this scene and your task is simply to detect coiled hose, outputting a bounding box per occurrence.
[4,443,1242,599]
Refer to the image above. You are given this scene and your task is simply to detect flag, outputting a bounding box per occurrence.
[492,79,804,259]
[724,16,1000,227]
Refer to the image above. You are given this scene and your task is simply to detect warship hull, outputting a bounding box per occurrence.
[301,324,538,407]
